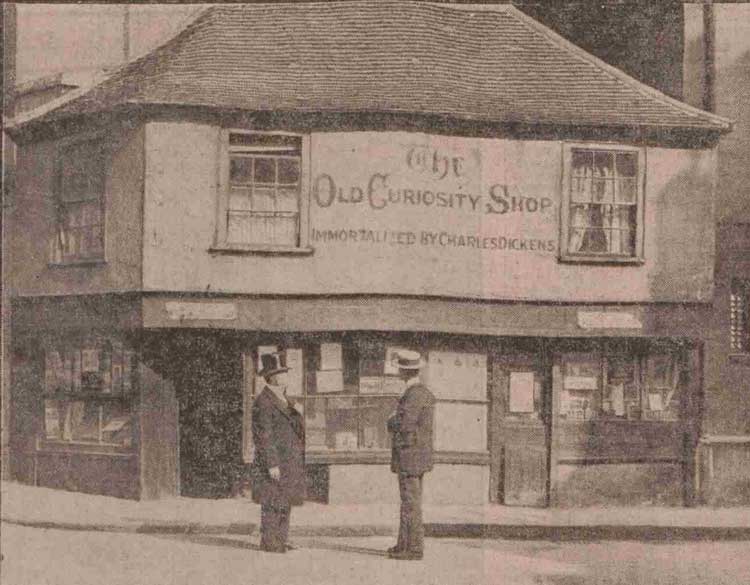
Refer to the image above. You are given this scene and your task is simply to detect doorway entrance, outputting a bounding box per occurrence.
[489,344,551,506]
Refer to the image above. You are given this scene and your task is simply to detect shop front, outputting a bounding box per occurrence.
[235,331,698,506]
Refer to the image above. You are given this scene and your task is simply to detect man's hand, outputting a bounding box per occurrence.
[269,466,281,481]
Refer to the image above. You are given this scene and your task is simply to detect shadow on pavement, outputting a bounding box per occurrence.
[150,533,389,557]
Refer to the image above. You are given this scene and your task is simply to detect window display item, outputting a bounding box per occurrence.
[509,372,535,413]
[335,431,358,451]
[320,343,343,371]
[427,351,487,401]
[315,369,344,394]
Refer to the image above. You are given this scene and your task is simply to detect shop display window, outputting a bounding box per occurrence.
[249,338,490,455]
[44,400,133,447]
[253,340,405,452]
[42,336,136,448]
[560,345,683,422]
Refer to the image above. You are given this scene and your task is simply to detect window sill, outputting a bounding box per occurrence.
[37,440,135,456]
[48,258,107,268]
[209,245,314,256]
[558,254,645,266]
[43,392,132,401]
[728,353,750,365]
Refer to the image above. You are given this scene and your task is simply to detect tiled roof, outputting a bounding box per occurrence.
[14,2,731,132]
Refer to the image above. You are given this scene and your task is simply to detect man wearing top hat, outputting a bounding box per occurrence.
[251,350,306,553]
[386,350,435,560]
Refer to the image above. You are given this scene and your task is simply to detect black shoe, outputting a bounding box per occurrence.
[388,550,423,561]
[387,545,402,554]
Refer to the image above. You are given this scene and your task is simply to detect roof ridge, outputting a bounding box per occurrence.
[502,3,732,131]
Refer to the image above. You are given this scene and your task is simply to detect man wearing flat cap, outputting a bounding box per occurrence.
[251,350,305,553]
[387,350,435,560]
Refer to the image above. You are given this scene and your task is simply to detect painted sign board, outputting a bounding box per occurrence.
[142,124,716,303]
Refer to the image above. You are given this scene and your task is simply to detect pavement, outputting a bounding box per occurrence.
[3,480,750,541]
[6,524,750,585]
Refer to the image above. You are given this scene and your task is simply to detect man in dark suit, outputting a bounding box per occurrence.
[251,351,306,553]
[386,350,435,560]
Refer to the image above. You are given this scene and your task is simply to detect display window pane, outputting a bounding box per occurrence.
[642,353,680,421]
[360,397,398,450]
[561,354,600,421]
[603,355,638,419]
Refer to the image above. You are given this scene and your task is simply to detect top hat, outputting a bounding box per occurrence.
[395,349,423,370]
[258,351,290,379]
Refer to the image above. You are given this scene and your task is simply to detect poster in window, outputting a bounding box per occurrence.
[285,348,304,395]
[320,343,343,371]
[427,351,487,401]
[609,383,625,416]
[383,376,406,395]
[564,375,598,391]
[359,376,383,394]
[81,349,100,373]
[315,369,344,394]
[434,402,487,452]
[44,400,60,439]
[509,372,535,413]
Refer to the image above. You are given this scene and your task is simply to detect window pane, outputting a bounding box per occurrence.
[268,216,298,246]
[227,212,253,243]
[44,400,64,439]
[561,354,600,420]
[594,151,614,176]
[571,176,592,203]
[277,189,299,212]
[229,189,253,211]
[643,354,680,421]
[230,157,253,184]
[278,158,300,185]
[308,396,360,451]
[360,397,398,449]
[571,150,593,175]
[70,401,101,442]
[82,202,101,227]
[252,187,276,212]
[603,356,638,418]
[616,152,637,178]
[616,178,637,204]
[254,157,276,184]
[101,403,133,447]
[304,397,328,448]
[592,178,614,203]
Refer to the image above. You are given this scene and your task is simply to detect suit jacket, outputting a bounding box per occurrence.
[251,386,306,507]
[388,382,435,475]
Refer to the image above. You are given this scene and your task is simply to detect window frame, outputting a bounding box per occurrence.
[213,129,312,255]
[559,142,646,265]
[557,341,683,423]
[41,337,137,451]
[49,133,109,267]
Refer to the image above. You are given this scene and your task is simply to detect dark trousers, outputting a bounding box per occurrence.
[260,503,291,552]
[397,473,424,553]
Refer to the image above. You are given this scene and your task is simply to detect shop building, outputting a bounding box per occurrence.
[5,2,731,505]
